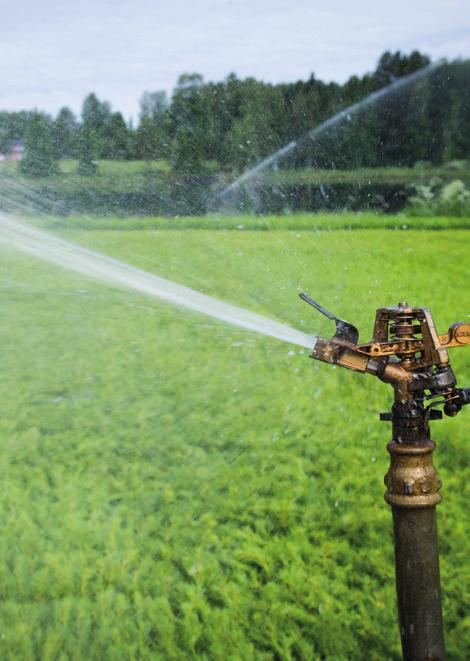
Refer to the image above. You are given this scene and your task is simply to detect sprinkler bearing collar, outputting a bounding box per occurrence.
[384,440,442,508]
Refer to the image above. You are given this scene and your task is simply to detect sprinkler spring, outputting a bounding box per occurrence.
[300,295,470,661]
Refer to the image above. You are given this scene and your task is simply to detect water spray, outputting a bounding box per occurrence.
[0,215,315,349]
[300,293,469,660]
[220,61,442,202]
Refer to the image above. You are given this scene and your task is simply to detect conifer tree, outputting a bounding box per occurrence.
[77,123,98,176]
[106,112,130,160]
[52,107,78,160]
[20,113,57,177]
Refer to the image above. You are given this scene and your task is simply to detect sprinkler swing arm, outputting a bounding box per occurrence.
[299,293,470,661]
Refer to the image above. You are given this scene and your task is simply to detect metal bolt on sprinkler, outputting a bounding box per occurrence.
[300,293,470,661]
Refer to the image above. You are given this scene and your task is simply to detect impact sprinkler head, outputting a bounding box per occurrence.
[299,293,470,660]
[300,293,470,429]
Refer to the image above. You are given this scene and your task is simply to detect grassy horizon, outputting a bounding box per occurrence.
[15,211,470,233]
[2,159,470,185]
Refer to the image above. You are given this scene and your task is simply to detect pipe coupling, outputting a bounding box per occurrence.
[384,440,442,508]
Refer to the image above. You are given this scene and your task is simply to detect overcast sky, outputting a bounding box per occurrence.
[0,0,469,121]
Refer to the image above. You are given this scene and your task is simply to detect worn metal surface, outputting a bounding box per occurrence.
[384,413,446,660]
[305,298,470,387]
[392,507,446,661]
[439,322,470,348]
[384,440,442,508]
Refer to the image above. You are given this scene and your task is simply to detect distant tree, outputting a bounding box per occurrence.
[225,80,286,170]
[106,112,130,159]
[77,92,113,174]
[136,91,170,164]
[20,112,57,177]
[52,107,78,159]
[77,123,98,176]
[6,52,470,183]
[82,93,112,129]
[374,51,432,166]
[81,92,112,159]
[170,74,208,174]
[442,60,470,160]
[136,117,162,164]
[140,91,168,121]
[423,63,452,164]
[374,50,431,87]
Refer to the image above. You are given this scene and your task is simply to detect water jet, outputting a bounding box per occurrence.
[219,61,442,210]
[0,214,315,349]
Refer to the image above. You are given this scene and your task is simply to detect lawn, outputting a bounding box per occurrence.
[0,160,172,176]
[0,218,469,659]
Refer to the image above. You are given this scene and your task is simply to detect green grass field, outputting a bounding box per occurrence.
[21,211,470,232]
[2,160,469,184]
[0,216,469,659]
[0,160,172,176]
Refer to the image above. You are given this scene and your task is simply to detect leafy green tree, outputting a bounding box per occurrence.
[77,93,113,174]
[374,50,430,86]
[442,60,470,160]
[140,91,168,121]
[8,51,470,183]
[81,93,112,158]
[52,107,78,159]
[425,63,453,164]
[170,74,209,174]
[224,79,286,170]
[20,112,57,177]
[136,117,162,164]
[77,123,98,175]
[106,112,130,160]
[135,91,170,164]
[374,51,432,166]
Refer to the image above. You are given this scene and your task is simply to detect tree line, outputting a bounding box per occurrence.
[0,50,469,178]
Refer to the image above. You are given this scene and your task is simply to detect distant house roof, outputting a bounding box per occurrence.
[0,139,25,161]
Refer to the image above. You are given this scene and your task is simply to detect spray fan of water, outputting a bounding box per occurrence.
[0,65,442,350]
[0,214,317,350]
[219,61,441,201]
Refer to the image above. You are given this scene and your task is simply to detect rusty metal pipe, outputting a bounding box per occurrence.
[384,431,446,660]
[391,507,445,660]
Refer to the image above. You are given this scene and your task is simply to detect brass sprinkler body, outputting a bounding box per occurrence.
[300,294,470,661]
